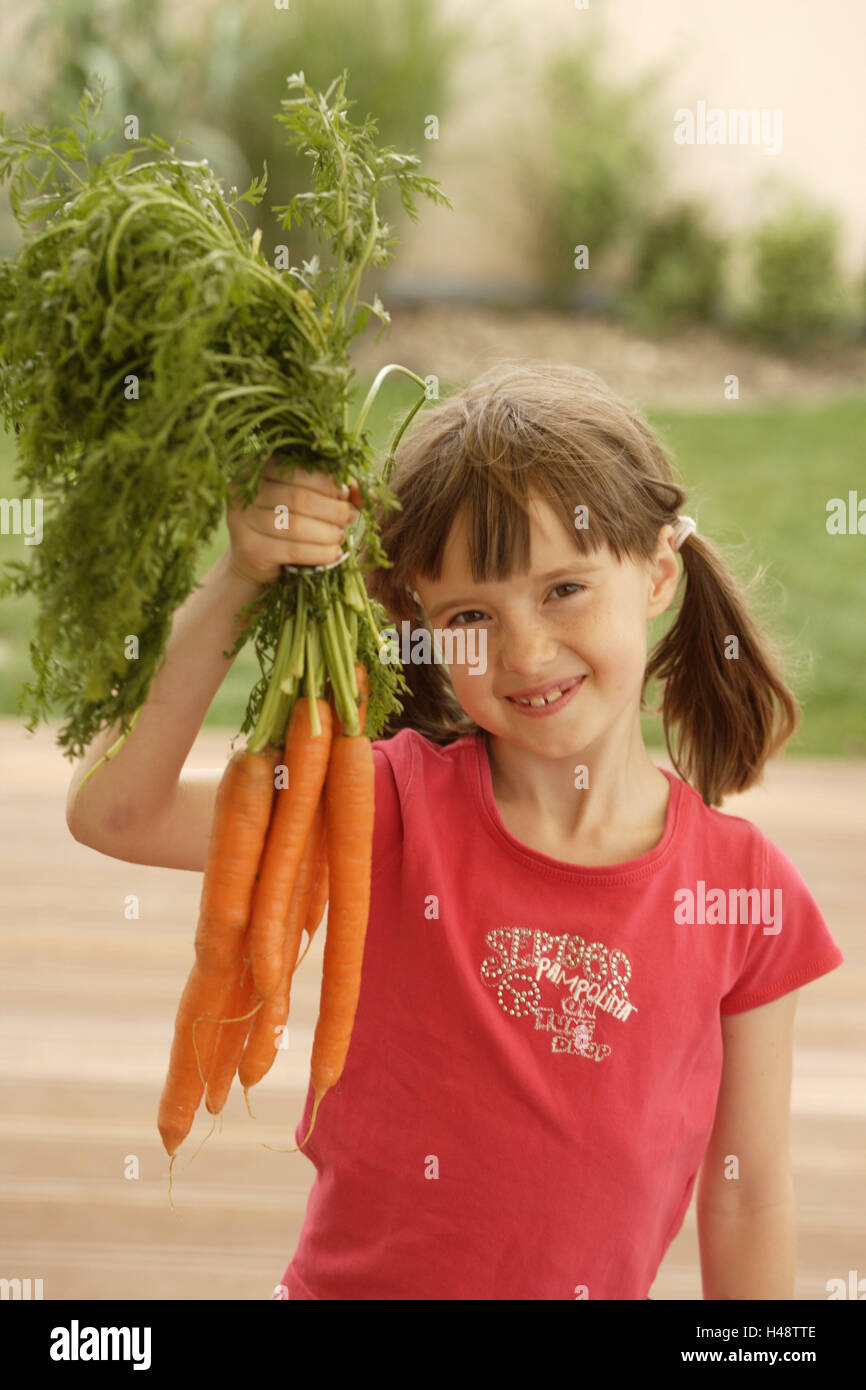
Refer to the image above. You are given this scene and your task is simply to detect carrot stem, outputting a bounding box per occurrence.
[288,585,309,680]
[345,546,389,656]
[272,683,293,751]
[305,622,324,735]
[249,590,295,753]
[321,603,357,736]
[333,601,358,701]
[74,704,143,795]
[350,361,427,445]
[343,565,365,614]
[334,196,376,329]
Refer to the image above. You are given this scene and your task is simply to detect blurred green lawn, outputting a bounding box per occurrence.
[0,377,864,757]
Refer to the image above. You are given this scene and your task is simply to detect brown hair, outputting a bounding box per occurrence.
[362,360,801,807]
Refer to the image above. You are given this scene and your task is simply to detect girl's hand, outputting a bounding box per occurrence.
[226,457,361,585]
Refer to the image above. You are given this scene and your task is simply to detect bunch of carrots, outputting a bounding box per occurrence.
[158,605,376,1167]
[0,69,449,1176]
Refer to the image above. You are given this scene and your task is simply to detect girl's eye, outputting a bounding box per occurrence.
[447,610,485,627]
[445,583,586,627]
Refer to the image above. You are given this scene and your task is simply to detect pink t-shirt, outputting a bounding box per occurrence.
[276,729,844,1300]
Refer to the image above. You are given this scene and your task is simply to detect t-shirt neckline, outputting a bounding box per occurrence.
[470,730,685,884]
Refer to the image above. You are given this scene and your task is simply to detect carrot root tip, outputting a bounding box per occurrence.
[167,1154,179,1215]
[177,1113,217,1173]
[296,1092,322,1150]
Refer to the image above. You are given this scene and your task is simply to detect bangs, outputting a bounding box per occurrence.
[409,453,644,589]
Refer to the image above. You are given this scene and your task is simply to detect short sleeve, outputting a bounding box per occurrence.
[371,741,403,879]
[720,836,844,1015]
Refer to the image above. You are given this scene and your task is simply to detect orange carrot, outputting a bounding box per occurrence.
[204,955,260,1116]
[247,698,332,999]
[291,800,329,972]
[238,793,325,1094]
[158,744,279,1156]
[194,746,280,977]
[298,667,374,1147]
[294,665,366,972]
[158,960,239,1156]
[346,662,370,735]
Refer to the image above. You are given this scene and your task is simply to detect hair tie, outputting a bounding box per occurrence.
[672,514,697,551]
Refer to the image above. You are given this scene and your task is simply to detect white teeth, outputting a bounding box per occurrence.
[518,687,564,706]
[507,678,586,707]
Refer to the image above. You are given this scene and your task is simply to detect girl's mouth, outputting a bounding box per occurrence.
[504,676,585,717]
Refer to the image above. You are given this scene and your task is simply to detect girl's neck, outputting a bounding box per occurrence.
[483,726,669,856]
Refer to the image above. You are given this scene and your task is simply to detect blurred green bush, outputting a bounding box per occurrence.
[623,199,729,336]
[521,28,862,353]
[734,196,849,354]
[521,32,666,308]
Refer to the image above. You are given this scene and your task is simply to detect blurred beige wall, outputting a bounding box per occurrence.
[394,0,866,287]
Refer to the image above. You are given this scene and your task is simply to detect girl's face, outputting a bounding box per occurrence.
[412,494,681,757]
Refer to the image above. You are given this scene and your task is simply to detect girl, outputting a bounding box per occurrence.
[67,361,843,1301]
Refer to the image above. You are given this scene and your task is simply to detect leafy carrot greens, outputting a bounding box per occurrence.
[0,72,450,757]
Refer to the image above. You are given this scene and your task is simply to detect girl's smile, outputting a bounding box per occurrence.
[504,674,586,715]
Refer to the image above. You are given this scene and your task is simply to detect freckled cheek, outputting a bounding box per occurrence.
[552,632,641,697]
[445,656,499,716]
[592,623,647,689]
[448,664,492,705]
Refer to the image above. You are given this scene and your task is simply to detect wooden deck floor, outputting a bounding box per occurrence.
[1,718,863,1301]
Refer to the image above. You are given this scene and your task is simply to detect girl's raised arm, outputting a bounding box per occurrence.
[65,463,356,871]
[65,548,265,872]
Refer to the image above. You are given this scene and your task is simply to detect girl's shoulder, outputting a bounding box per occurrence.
[668,766,822,899]
[369,728,473,868]
[372,725,476,780]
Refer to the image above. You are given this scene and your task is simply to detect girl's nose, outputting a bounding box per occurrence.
[499,625,559,673]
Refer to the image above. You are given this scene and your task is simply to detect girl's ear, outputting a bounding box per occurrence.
[646,526,681,620]
[405,584,423,609]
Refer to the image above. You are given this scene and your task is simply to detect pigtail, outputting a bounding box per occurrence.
[643,530,802,807]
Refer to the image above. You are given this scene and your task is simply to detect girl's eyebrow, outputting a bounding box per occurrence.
[426,564,604,618]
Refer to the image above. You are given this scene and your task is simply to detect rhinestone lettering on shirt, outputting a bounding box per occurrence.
[479,927,637,1061]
